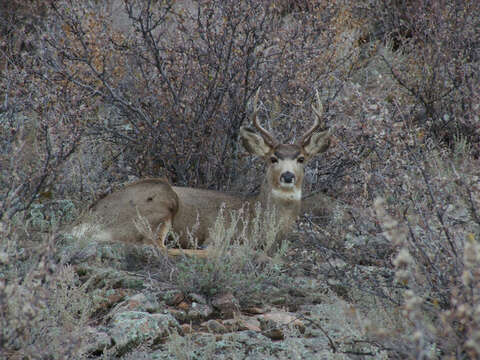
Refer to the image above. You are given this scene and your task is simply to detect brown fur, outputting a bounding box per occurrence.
[73,97,330,257]
[87,178,178,247]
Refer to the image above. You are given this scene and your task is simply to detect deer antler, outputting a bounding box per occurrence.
[300,89,323,145]
[251,88,278,147]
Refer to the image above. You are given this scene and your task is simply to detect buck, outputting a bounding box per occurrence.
[75,92,330,257]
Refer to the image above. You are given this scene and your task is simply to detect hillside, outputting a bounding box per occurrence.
[1,1,479,358]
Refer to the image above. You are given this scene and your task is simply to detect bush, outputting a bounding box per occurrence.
[371,0,480,152]
[2,0,479,358]
[0,230,96,359]
[173,204,287,305]
[42,0,351,192]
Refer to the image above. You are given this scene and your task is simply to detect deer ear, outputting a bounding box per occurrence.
[302,129,330,158]
[240,127,273,157]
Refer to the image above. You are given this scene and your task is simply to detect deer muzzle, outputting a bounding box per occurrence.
[280,171,296,186]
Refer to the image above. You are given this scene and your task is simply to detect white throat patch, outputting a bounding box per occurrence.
[271,188,302,201]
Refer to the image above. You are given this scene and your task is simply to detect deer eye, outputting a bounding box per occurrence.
[270,156,278,164]
[297,156,305,164]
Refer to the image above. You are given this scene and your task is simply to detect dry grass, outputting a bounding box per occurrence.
[1,0,479,358]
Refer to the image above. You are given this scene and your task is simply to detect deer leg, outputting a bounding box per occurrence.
[166,248,210,258]
[156,217,172,249]
[156,218,209,258]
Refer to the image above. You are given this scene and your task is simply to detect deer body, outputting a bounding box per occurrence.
[171,174,303,248]
[76,92,330,256]
[172,186,249,247]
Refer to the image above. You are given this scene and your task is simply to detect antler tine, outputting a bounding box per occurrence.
[301,89,323,144]
[252,88,278,146]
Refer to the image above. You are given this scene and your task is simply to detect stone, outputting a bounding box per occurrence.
[260,311,305,333]
[177,301,190,311]
[262,327,285,340]
[238,317,261,332]
[181,323,193,334]
[164,289,184,306]
[120,293,160,312]
[201,319,228,334]
[186,302,213,322]
[258,311,305,340]
[222,316,261,332]
[211,292,239,318]
[270,296,287,305]
[188,293,207,304]
[81,326,111,355]
[168,308,188,322]
[244,306,265,315]
[109,311,180,355]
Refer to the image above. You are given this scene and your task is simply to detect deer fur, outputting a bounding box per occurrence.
[73,91,330,257]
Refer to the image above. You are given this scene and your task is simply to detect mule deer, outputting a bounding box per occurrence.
[74,92,330,257]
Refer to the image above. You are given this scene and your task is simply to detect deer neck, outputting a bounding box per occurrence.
[256,180,302,221]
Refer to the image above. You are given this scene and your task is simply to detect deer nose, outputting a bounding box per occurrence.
[280,171,295,184]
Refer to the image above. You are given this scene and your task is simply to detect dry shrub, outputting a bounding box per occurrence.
[371,0,480,153]
[0,0,85,222]
[42,0,350,194]
[0,230,96,359]
[173,203,287,304]
[370,141,480,357]
[2,1,479,358]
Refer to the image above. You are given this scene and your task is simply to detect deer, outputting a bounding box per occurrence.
[73,91,330,257]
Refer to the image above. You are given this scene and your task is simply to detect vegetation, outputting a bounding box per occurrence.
[1,0,479,358]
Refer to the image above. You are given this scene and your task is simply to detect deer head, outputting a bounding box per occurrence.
[240,90,330,200]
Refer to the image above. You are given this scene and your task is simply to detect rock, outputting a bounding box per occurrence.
[169,308,188,322]
[223,316,261,332]
[270,296,287,305]
[90,288,129,318]
[164,289,184,306]
[258,311,305,340]
[120,293,160,313]
[181,323,193,334]
[244,306,266,315]
[186,302,213,322]
[201,319,228,334]
[211,292,239,318]
[188,293,207,304]
[0,251,8,265]
[238,317,262,332]
[261,311,305,332]
[262,327,285,340]
[222,330,274,349]
[177,301,190,311]
[109,311,180,356]
[82,326,111,355]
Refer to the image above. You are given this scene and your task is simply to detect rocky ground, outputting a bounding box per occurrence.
[2,1,478,358]
[55,210,397,359]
